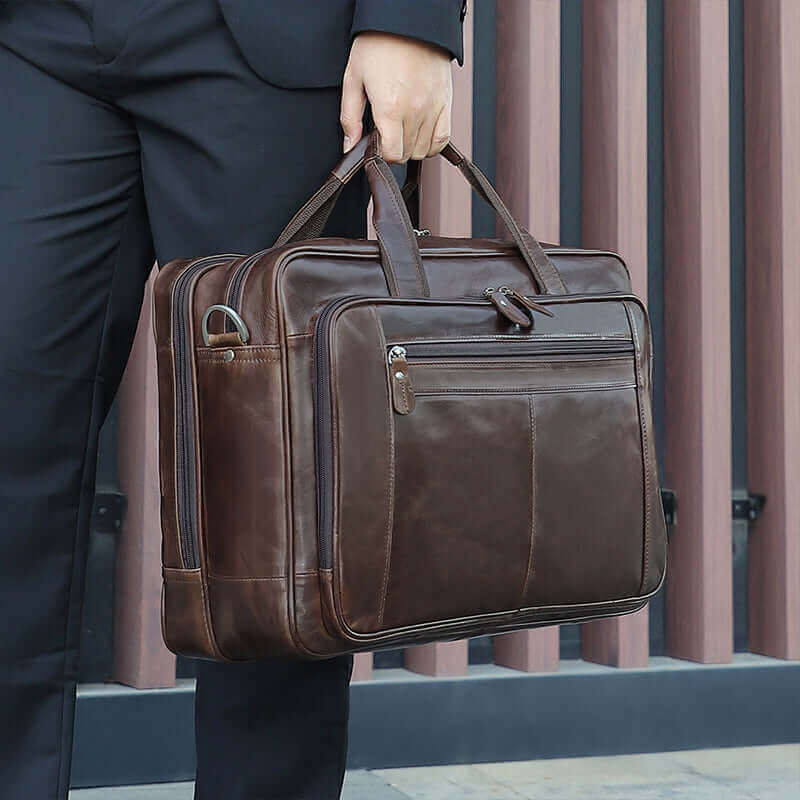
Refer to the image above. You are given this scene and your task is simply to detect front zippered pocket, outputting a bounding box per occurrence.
[311,294,652,640]
[388,338,634,360]
[386,338,635,414]
[313,296,638,574]
[172,253,241,569]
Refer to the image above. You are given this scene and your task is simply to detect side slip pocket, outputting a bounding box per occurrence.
[194,344,291,660]
[196,345,286,579]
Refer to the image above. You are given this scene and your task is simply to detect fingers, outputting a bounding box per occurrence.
[410,112,436,161]
[429,104,452,156]
[343,32,454,163]
[373,110,405,163]
[370,81,445,163]
[405,115,426,162]
[357,100,451,164]
[340,70,366,152]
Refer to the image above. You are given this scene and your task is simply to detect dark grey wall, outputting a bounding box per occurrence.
[471,0,497,237]
[728,0,749,653]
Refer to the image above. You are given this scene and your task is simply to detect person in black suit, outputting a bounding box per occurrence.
[0,1,465,797]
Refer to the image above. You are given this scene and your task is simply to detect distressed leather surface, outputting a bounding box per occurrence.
[153,138,667,660]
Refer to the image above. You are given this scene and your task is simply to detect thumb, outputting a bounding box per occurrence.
[340,71,366,152]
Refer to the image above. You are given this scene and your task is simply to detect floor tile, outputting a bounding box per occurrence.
[343,770,410,799]
[69,745,800,800]
[71,784,194,800]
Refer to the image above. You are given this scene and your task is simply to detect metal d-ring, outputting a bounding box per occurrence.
[201,304,250,347]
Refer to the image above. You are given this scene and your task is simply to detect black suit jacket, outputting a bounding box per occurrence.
[217,0,466,89]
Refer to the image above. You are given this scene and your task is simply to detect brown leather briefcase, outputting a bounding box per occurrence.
[153,133,667,661]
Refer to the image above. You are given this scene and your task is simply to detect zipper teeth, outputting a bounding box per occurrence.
[313,296,357,570]
[228,243,625,324]
[400,339,634,359]
[224,249,269,331]
[172,254,238,569]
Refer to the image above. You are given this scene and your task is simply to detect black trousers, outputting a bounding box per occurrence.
[0,1,367,797]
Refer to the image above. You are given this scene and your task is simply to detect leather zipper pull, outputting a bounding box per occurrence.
[484,288,532,328]
[388,346,415,415]
[500,287,555,318]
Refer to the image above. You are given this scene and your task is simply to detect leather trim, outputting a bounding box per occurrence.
[519,394,536,605]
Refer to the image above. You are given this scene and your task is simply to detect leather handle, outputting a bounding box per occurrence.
[437,143,567,294]
[275,132,428,297]
[274,132,567,296]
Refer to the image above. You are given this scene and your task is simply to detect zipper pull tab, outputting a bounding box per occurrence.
[500,287,555,318]
[388,346,415,415]
[484,287,532,328]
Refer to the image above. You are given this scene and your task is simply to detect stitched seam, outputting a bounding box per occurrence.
[408,358,631,369]
[197,345,279,353]
[520,395,537,605]
[196,357,281,365]
[366,160,401,295]
[278,178,340,244]
[208,573,287,582]
[379,159,430,297]
[374,306,396,628]
[370,157,430,297]
[186,273,226,659]
[537,252,569,294]
[625,302,651,594]
[415,382,636,395]
[388,333,632,343]
[196,570,221,657]
[163,567,200,576]
[400,379,410,412]
[468,163,566,293]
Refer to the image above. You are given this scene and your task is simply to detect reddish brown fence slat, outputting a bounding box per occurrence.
[743,0,800,661]
[112,271,177,688]
[352,652,374,682]
[492,0,562,674]
[663,0,733,663]
[579,0,651,668]
[403,5,474,678]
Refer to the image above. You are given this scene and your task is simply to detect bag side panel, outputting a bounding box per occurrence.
[153,260,224,659]
[624,300,668,593]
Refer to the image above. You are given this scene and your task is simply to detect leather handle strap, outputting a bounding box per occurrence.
[274,132,567,296]
[364,144,430,297]
[438,143,567,294]
[275,132,429,297]
[274,135,374,246]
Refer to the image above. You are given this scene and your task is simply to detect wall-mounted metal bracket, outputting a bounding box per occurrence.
[91,491,127,535]
[732,493,766,522]
[661,488,677,527]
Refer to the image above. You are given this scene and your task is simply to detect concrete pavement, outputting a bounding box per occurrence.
[71,744,800,799]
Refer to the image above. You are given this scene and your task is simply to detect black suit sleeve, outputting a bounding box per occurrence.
[351,0,467,65]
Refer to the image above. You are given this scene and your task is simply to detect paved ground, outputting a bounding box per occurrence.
[71,744,799,799]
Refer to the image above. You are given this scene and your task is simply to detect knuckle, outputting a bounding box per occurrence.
[376,131,403,162]
[384,146,405,163]
[381,104,403,122]
[376,91,405,120]
[409,95,428,115]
